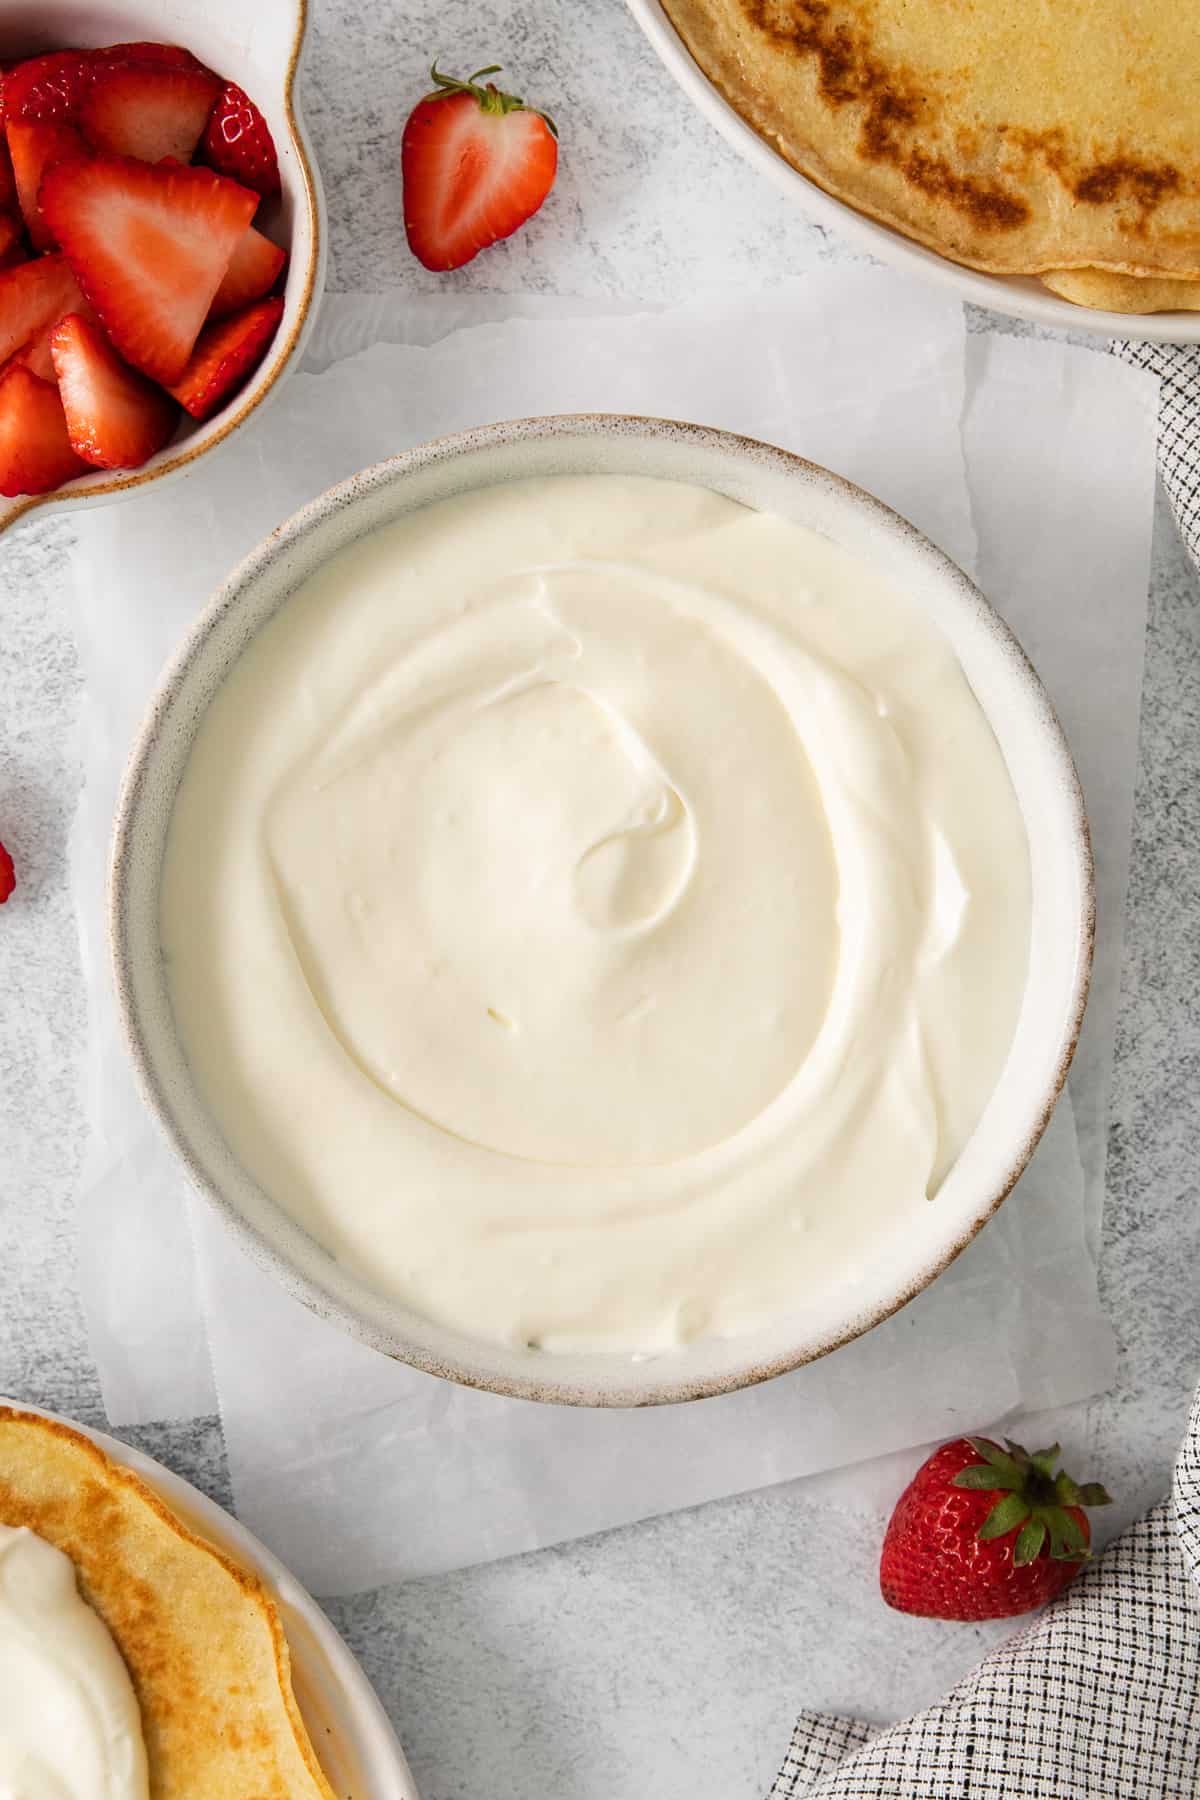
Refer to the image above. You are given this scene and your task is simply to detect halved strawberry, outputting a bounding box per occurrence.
[401,63,558,272]
[51,311,178,469]
[0,138,14,212]
[0,362,87,494]
[8,119,86,250]
[0,254,84,364]
[165,294,283,419]
[3,51,92,125]
[81,61,221,165]
[201,81,280,197]
[40,155,258,383]
[209,225,286,318]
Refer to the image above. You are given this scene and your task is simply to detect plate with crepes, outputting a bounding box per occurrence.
[629,0,1200,339]
[0,1402,418,1799]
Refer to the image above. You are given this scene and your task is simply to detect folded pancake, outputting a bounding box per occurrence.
[0,1408,335,1800]
[1040,268,1200,314]
[660,1,1200,288]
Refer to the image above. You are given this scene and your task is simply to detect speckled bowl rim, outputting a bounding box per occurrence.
[110,413,1095,1407]
[0,0,325,535]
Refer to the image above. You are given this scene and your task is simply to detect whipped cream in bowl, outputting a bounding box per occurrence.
[111,417,1092,1403]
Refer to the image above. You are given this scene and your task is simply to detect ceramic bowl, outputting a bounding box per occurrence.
[626,0,1200,344]
[0,0,325,535]
[111,414,1094,1407]
[1,1399,419,1799]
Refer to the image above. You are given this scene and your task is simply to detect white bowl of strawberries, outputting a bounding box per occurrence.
[0,0,324,531]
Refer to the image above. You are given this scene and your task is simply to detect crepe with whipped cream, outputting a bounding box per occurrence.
[0,1407,335,1799]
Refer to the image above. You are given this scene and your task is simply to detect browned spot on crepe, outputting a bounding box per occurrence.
[659,0,1200,304]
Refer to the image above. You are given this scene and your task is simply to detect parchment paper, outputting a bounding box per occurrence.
[69,267,1155,1593]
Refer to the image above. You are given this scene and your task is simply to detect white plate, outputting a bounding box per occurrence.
[627,0,1200,343]
[0,1400,419,1800]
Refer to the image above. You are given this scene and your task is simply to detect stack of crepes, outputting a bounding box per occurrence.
[661,0,1200,314]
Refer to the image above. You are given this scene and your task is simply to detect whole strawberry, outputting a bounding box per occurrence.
[402,62,557,271]
[880,1436,1112,1621]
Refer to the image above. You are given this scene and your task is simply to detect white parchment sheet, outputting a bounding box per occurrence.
[69,268,1156,1593]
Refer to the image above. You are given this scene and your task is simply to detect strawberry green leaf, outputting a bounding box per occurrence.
[978,1493,1032,1540]
[1013,1517,1047,1566]
[966,1439,1023,1483]
[954,1465,1024,1492]
[1030,1444,1062,1477]
[1057,1510,1088,1555]
[1079,1483,1113,1508]
[1055,1473,1083,1506]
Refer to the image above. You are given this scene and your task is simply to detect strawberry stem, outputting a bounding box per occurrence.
[955,1436,1112,1564]
[426,60,558,139]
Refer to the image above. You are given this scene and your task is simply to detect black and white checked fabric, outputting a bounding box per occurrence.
[773,345,1200,1800]
[771,1388,1200,1799]
[1112,344,1200,567]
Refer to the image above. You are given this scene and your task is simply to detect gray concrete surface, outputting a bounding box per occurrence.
[2,4,1198,1797]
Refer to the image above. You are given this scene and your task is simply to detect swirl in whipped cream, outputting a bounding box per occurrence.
[162,476,1030,1353]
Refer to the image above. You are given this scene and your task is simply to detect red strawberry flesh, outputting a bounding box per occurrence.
[165,294,283,419]
[8,119,85,250]
[0,362,87,494]
[0,837,14,904]
[51,311,177,469]
[209,224,286,317]
[0,254,85,365]
[401,65,558,272]
[0,213,23,269]
[40,155,258,384]
[81,61,221,165]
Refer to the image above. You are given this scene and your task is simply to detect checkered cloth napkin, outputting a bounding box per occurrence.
[772,342,1200,1800]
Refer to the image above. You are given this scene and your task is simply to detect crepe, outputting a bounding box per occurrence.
[660,0,1200,304]
[0,1407,335,1799]
[1040,268,1200,314]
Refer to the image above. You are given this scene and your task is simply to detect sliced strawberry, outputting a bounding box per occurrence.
[51,311,177,469]
[90,43,210,75]
[8,119,86,250]
[165,294,283,419]
[81,62,221,165]
[0,362,87,495]
[0,254,84,364]
[401,64,558,272]
[0,837,14,904]
[3,51,92,125]
[9,288,97,382]
[40,155,258,383]
[0,213,24,270]
[0,138,14,212]
[10,323,59,382]
[209,225,286,317]
[201,82,280,197]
